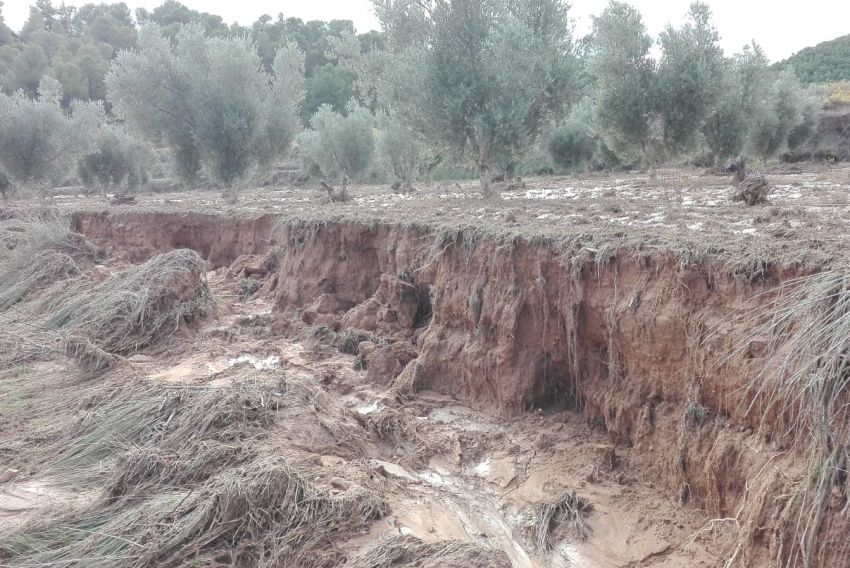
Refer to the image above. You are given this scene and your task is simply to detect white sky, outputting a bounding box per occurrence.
[4,0,848,62]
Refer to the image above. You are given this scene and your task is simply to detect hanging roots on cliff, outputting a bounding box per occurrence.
[344,535,512,568]
[737,269,850,567]
[534,491,592,552]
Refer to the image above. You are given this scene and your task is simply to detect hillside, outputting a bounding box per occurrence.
[777,34,850,83]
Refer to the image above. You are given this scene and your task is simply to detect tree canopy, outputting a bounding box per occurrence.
[0,0,835,199]
[0,0,385,120]
[586,1,656,161]
[374,0,578,193]
[0,75,101,193]
[107,24,304,185]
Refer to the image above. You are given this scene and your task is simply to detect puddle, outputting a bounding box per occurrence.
[355,401,381,415]
[473,458,492,477]
[227,354,280,370]
[0,481,89,530]
[150,353,280,384]
[418,471,450,486]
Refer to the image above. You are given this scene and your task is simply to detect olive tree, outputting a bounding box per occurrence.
[586,1,656,163]
[0,75,100,196]
[787,85,820,151]
[702,43,775,163]
[701,62,747,164]
[548,98,598,171]
[373,0,577,194]
[747,68,809,159]
[375,112,430,184]
[106,24,304,190]
[77,124,155,194]
[702,41,817,162]
[656,2,724,153]
[299,102,375,181]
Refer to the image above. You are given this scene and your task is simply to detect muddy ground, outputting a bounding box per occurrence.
[1,165,849,567]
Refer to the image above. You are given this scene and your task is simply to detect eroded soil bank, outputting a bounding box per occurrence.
[67,209,849,566]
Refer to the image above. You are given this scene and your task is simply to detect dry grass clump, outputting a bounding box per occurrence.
[0,222,214,372]
[48,248,216,356]
[104,381,280,498]
[0,215,94,309]
[0,374,388,567]
[534,491,591,552]
[389,360,425,401]
[335,329,375,355]
[735,270,850,567]
[0,214,71,259]
[279,373,371,455]
[46,379,280,489]
[61,335,117,374]
[0,249,82,309]
[344,535,512,568]
[107,441,245,499]
[1,458,387,568]
[320,180,352,203]
[355,406,431,465]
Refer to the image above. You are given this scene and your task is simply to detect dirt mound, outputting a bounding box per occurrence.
[732,175,770,205]
[786,109,850,162]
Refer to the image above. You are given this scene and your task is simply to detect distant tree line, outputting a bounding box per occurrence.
[0,0,833,198]
[572,2,820,171]
[0,0,382,121]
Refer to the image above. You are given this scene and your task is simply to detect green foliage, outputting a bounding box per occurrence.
[375,112,430,183]
[0,76,101,193]
[701,43,770,163]
[586,1,655,161]
[136,5,381,79]
[0,1,382,119]
[702,43,818,162]
[0,2,127,101]
[0,2,14,47]
[0,0,839,186]
[747,68,809,159]
[5,44,49,95]
[136,0,232,39]
[656,2,725,153]
[787,85,821,150]
[77,124,154,193]
[684,401,708,429]
[777,34,850,84]
[327,30,386,115]
[701,64,747,163]
[548,100,598,171]
[300,102,375,180]
[374,0,578,193]
[301,63,357,124]
[107,24,304,185]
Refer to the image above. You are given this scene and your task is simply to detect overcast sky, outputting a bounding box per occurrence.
[5,0,848,62]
